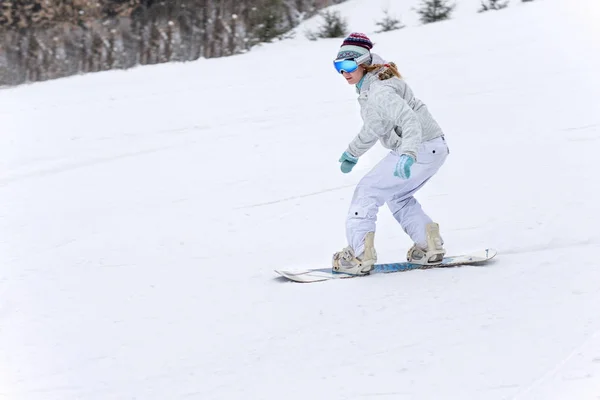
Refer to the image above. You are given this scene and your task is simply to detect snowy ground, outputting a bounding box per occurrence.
[1,0,600,399]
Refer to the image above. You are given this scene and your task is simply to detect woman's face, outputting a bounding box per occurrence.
[342,67,365,85]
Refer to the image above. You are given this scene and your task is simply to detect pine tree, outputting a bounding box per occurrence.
[316,9,347,38]
[479,0,509,12]
[375,9,404,33]
[416,0,455,24]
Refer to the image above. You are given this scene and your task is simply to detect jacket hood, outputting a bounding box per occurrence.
[357,53,388,94]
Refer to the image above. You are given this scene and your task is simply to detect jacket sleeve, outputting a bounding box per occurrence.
[346,85,422,160]
[345,120,381,158]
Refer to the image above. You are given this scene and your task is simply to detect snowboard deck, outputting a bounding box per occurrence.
[275,248,497,283]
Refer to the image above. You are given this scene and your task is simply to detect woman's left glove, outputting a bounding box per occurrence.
[339,151,358,173]
[394,154,415,179]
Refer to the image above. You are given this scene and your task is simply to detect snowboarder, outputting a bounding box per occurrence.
[332,32,450,275]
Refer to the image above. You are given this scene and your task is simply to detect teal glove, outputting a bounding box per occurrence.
[394,154,415,179]
[339,151,358,173]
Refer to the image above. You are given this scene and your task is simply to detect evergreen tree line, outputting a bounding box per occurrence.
[0,0,343,86]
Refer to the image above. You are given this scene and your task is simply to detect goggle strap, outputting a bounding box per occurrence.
[354,52,371,65]
[333,53,371,66]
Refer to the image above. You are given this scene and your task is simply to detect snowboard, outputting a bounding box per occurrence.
[275,248,497,283]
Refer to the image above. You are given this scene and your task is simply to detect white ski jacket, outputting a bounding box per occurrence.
[346,54,444,160]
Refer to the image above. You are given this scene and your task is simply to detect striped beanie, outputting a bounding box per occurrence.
[336,32,374,63]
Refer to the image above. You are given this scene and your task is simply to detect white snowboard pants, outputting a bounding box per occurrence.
[347,136,449,256]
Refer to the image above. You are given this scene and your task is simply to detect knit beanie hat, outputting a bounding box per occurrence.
[336,32,373,63]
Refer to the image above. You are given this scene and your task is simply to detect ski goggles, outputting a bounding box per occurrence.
[333,53,371,74]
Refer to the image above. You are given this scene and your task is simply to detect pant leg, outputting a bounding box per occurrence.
[346,152,402,255]
[386,136,449,247]
[346,136,449,255]
[388,196,432,248]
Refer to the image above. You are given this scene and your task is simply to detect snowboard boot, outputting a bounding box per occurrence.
[407,222,446,265]
[332,232,377,275]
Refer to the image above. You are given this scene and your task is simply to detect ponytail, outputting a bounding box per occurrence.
[365,62,402,80]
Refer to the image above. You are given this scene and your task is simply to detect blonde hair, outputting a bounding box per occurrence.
[364,62,402,80]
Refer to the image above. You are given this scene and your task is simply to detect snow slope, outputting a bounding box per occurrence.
[1,0,600,399]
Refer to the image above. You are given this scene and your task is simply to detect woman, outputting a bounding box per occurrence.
[331,32,450,275]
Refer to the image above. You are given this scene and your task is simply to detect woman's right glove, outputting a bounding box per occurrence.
[339,151,358,173]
